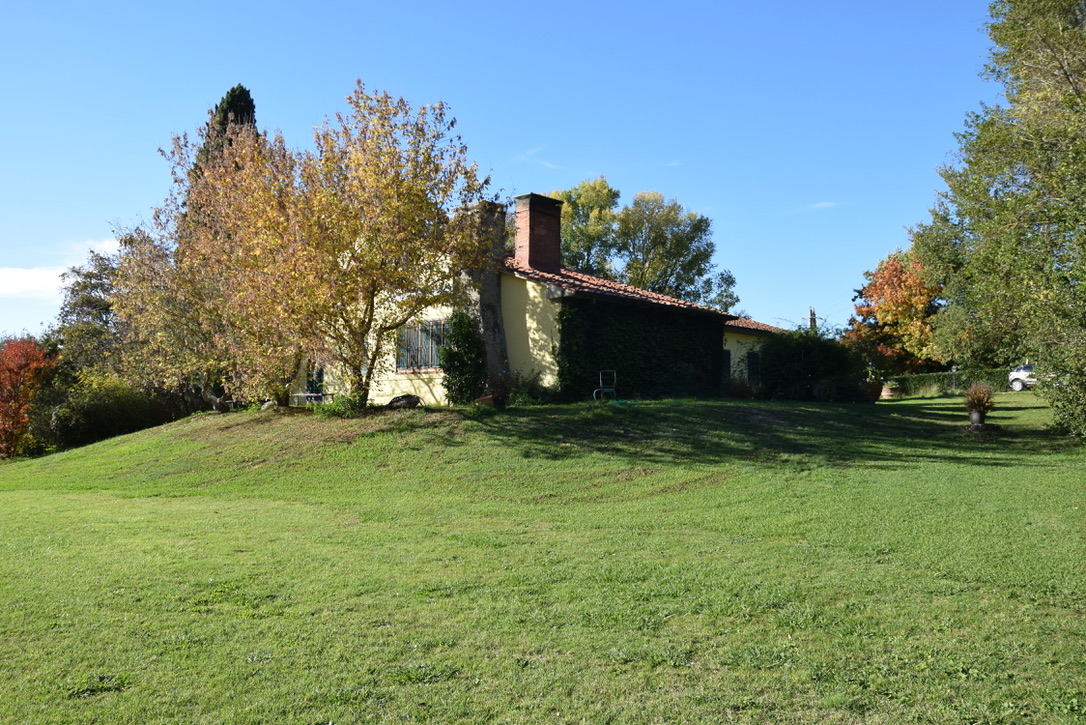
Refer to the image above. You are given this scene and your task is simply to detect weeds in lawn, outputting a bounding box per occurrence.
[65,674,129,699]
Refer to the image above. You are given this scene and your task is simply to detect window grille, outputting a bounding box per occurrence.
[396,320,447,370]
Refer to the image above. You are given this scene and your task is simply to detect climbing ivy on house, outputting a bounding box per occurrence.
[555,299,726,400]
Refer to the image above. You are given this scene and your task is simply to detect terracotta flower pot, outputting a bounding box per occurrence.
[857,382,882,404]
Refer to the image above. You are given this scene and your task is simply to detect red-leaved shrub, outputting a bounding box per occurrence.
[0,338,56,458]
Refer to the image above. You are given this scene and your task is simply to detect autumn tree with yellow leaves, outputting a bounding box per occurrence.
[117,82,494,406]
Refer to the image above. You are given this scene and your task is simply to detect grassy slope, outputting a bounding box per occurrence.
[0,394,1084,724]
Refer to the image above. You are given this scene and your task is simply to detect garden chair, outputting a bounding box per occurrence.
[593,370,617,401]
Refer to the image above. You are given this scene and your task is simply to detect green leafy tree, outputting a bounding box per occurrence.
[549,176,620,278]
[909,110,1037,368]
[29,250,192,452]
[614,192,738,311]
[548,182,739,311]
[909,0,1086,432]
[53,250,123,373]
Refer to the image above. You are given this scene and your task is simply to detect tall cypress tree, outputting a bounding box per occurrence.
[196,84,257,168]
[181,84,262,409]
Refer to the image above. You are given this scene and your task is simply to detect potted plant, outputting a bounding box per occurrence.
[964,382,994,430]
[880,380,900,399]
[857,379,883,404]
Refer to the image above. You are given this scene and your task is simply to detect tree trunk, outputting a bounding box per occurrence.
[466,201,510,382]
[199,381,231,413]
[271,351,305,407]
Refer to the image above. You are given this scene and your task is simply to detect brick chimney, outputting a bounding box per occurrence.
[514,193,563,272]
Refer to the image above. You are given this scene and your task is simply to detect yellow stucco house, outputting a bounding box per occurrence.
[303,193,780,406]
[722,317,786,386]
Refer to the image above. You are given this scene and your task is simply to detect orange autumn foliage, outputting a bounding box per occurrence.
[843,250,942,374]
[0,338,56,458]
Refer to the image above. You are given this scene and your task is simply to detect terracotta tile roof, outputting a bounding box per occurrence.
[501,256,737,319]
[725,317,786,334]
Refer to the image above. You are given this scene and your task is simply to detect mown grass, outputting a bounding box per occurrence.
[1,393,1084,724]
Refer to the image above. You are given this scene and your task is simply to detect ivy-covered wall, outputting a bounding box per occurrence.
[556,298,726,400]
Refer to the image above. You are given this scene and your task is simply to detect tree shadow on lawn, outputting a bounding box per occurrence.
[466,396,1076,472]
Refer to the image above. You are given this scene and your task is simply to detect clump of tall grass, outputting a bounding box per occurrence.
[964,383,995,414]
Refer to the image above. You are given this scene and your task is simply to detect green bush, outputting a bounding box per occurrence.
[1047,386,1086,436]
[313,394,370,419]
[888,368,1006,397]
[438,311,488,405]
[28,372,180,452]
[756,330,866,402]
[508,370,558,406]
[1020,341,1086,437]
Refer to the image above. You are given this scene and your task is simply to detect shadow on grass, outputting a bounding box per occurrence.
[464,395,1077,471]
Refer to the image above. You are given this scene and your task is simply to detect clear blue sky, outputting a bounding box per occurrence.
[0,0,999,338]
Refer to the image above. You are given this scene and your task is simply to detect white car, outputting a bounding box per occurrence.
[1009,364,1036,392]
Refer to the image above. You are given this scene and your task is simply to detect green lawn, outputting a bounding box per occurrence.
[1,393,1084,724]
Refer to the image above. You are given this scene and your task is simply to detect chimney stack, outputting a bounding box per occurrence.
[514,193,563,273]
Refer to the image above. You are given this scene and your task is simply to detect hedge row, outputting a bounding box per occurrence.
[887,368,1008,397]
